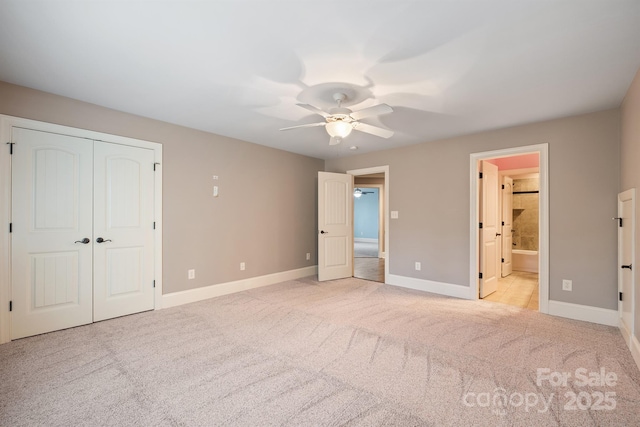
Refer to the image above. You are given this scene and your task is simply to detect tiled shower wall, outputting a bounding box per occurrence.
[512,178,539,251]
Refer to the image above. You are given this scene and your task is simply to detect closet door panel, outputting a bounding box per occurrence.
[93,142,155,321]
[11,128,93,339]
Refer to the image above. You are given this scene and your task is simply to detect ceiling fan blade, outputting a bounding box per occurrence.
[279,122,326,131]
[352,122,394,138]
[297,103,331,118]
[350,103,393,121]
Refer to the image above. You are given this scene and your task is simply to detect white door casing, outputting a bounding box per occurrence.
[93,142,155,322]
[502,176,513,277]
[348,166,390,284]
[11,128,94,339]
[479,160,499,298]
[470,145,548,312]
[318,171,353,281]
[618,189,635,344]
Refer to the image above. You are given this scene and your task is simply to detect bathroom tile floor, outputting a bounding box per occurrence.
[482,270,539,310]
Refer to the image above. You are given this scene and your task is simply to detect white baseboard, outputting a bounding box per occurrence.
[355,238,378,243]
[162,266,317,309]
[387,274,471,300]
[630,334,640,373]
[619,317,633,347]
[547,300,618,326]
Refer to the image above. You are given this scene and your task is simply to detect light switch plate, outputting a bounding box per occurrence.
[391,211,399,219]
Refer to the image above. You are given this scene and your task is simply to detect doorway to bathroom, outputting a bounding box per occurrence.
[471,144,549,312]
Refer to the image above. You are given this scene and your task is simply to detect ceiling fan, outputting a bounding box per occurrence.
[353,188,375,198]
[280,92,394,145]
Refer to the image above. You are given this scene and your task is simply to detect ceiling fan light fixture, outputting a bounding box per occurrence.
[325,120,353,138]
[354,188,363,198]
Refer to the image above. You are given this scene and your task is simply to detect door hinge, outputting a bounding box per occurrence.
[479,172,483,179]
[7,142,14,155]
[153,162,160,171]
[153,280,156,288]
[9,301,12,312]
[501,258,504,263]
[153,221,156,230]
[502,184,505,189]
[479,222,483,229]
[9,223,12,233]
[479,272,483,279]
[619,292,623,302]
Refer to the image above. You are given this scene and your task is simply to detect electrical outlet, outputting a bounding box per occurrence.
[240,262,246,271]
[415,262,421,271]
[562,279,572,291]
[306,253,310,261]
[188,269,195,280]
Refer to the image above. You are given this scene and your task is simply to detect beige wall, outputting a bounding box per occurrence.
[0,81,323,294]
[621,67,640,337]
[327,109,621,310]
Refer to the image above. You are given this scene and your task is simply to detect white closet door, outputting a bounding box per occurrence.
[11,128,93,339]
[93,142,155,321]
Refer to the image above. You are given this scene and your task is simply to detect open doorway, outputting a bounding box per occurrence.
[348,166,389,284]
[353,179,383,282]
[471,144,549,313]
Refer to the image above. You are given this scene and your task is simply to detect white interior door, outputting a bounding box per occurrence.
[502,176,513,277]
[318,172,353,281]
[93,142,155,321]
[11,128,93,339]
[618,189,635,342]
[11,129,156,338]
[479,161,499,298]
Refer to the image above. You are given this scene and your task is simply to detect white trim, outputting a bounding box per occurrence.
[0,114,163,344]
[0,118,11,344]
[387,274,471,300]
[548,300,618,326]
[347,166,390,284]
[162,266,317,308]
[630,334,640,373]
[470,144,549,313]
[620,317,633,347]
[354,238,378,243]
[618,188,635,344]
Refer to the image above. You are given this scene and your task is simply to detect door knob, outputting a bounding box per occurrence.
[74,238,90,244]
[496,233,501,236]
[96,237,112,243]
[621,264,632,270]
[320,230,328,234]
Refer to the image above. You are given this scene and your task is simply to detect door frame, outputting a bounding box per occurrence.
[347,166,389,284]
[469,144,549,312]
[618,188,635,345]
[0,115,163,344]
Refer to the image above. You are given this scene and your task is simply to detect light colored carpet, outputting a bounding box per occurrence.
[1,277,640,426]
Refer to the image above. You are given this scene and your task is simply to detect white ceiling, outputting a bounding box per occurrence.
[1,1,639,160]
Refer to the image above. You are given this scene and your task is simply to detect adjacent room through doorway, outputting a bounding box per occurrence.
[353,173,385,282]
[477,152,541,311]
